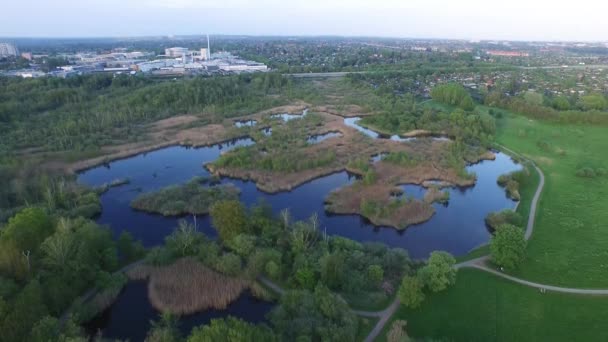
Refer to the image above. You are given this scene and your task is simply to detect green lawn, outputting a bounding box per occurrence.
[495,113,608,287]
[380,269,608,342]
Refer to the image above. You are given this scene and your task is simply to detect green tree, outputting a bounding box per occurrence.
[294,267,316,290]
[117,231,145,262]
[490,224,526,269]
[146,313,180,342]
[215,253,242,276]
[0,280,48,342]
[523,91,544,106]
[166,220,203,257]
[187,317,276,342]
[579,94,607,111]
[1,207,54,254]
[210,200,248,242]
[319,252,345,289]
[552,96,571,110]
[418,251,456,292]
[366,264,384,287]
[398,275,425,309]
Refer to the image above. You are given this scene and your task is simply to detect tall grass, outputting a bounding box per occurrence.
[126,258,249,315]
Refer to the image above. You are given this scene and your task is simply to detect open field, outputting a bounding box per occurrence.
[380,268,608,342]
[495,112,608,287]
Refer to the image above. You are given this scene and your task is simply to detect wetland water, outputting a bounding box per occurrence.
[78,138,520,258]
[84,282,272,341]
[78,117,520,339]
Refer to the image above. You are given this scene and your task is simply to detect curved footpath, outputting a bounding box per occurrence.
[363,146,608,342]
[258,276,400,342]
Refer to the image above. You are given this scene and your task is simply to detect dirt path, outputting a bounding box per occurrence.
[358,298,401,342]
[259,276,398,341]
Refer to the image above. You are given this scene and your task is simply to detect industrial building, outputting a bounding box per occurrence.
[0,43,19,57]
[164,47,189,57]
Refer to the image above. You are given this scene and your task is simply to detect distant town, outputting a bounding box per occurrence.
[0,36,268,78]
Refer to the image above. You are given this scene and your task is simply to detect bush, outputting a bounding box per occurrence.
[576,166,606,178]
[215,253,242,276]
[418,251,456,292]
[398,275,425,308]
[485,210,523,231]
[490,224,526,269]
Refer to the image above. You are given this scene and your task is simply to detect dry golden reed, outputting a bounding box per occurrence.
[126,257,249,315]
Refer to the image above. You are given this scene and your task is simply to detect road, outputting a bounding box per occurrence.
[285,64,608,79]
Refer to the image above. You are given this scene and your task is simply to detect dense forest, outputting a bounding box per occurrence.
[0,72,289,153]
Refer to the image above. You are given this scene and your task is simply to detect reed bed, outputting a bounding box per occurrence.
[127,258,249,315]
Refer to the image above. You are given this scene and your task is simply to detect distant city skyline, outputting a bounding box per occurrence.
[2,0,608,42]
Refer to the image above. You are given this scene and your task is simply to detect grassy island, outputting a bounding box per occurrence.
[130,177,240,216]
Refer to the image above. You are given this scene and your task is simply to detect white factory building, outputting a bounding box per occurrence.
[164,47,189,57]
[0,43,19,57]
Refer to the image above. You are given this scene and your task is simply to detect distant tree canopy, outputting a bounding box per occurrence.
[578,94,608,111]
[0,72,290,153]
[431,83,475,111]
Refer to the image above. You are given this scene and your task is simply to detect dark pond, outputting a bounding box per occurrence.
[261,127,272,136]
[344,117,450,142]
[307,131,343,144]
[234,119,257,128]
[84,281,273,341]
[270,108,309,121]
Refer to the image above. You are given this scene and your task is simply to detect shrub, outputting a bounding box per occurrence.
[490,224,526,269]
[418,251,456,292]
[398,275,425,308]
[215,253,242,277]
[366,264,384,287]
[485,210,523,231]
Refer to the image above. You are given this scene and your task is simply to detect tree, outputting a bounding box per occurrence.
[579,94,607,111]
[490,224,526,269]
[366,264,384,288]
[552,96,570,110]
[214,253,242,276]
[398,275,425,308]
[0,280,48,342]
[146,313,181,342]
[117,231,145,262]
[523,91,544,106]
[1,207,54,254]
[319,252,345,289]
[210,200,248,242]
[418,251,456,292]
[165,220,203,257]
[188,317,276,342]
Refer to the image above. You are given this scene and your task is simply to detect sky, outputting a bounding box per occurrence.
[2,0,607,41]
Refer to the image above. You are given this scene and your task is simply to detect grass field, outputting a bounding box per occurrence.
[380,268,608,342]
[495,112,608,287]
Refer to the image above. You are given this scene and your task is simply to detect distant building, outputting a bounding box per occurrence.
[165,47,189,57]
[487,50,529,57]
[21,52,32,60]
[0,43,19,57]
[200,48,209,60]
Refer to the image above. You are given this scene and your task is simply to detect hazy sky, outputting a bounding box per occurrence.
[2,0,607,41]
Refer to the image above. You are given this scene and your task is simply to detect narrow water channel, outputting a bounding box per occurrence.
[84,282,273,341]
